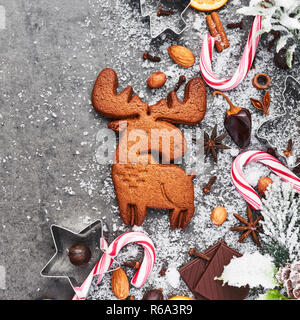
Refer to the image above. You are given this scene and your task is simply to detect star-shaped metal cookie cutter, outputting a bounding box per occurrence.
[41,220,120,294]
[256,76,300,169]
[140,0,191,38]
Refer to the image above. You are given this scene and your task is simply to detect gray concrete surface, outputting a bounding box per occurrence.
[0,0,299,300]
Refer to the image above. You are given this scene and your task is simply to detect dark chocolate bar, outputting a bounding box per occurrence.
[193,242,249,300]
[179,241,249,300]
[179,241,223,300]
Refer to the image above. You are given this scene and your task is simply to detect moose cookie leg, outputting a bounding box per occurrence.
[135,205,148,226]
[170,208,184,229]
[169,206,195,229]
[129,205,147,226]
[118,201,131,225]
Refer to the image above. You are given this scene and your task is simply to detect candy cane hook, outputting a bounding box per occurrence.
[200,16,262,91]
[72,231,155,300]
[232,150,300,210]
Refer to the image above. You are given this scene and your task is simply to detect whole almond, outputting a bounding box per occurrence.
[111,267,129,300]
[210,206,227,226]
[257,176,273,196]
[147,72,167,89]
[168,45,195,68]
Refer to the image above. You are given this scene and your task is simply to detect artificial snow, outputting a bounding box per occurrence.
[165,266,181,289]
[217,251,277,289]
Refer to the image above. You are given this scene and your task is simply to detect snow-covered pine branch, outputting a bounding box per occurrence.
[260,179,300,266]
[237,0,300,67]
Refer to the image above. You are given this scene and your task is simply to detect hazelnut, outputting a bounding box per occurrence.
[68,243,91,266]
[257,176,273,196]
[147,72,167,89]
[210,206,227,226]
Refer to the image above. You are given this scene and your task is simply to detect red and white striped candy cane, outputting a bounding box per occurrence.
[72,231,155,300]
[232,150,300,210]
[200,15,262,91]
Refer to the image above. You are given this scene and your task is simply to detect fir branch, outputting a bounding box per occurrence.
[260,180,300,267]
[237,0,300,67]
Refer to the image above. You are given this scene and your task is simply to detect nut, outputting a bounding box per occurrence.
[111,267,129,300]
[147,72,167,89]
[210,206,227,226]
[168,45,195,68]
[257,176,273,196]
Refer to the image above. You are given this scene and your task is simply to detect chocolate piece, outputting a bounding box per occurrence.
[193,242,249,300]
[225,108,252,148]
[142,289,164,300]
[274,48,294,70]
[213,91,252,149]
[179,241,249,300]
[179,241,222,300]
[68,244,91,267]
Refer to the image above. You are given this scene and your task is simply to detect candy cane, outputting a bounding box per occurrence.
[232,150,300,210]
[72,231,155,300]
[200,15,262,91]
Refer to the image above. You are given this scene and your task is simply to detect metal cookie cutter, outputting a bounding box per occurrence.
[41,220,120,294]
[256,75,300,169]
[140,0,191,38]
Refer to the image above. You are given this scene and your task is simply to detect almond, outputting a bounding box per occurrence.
[257,176,273,196]
[111,267,129,300]
[147,72,167,89]
[210,206,227,226]
[168,45,195,68]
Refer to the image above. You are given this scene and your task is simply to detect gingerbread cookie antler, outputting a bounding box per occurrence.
[92,68,148,118]
[92,68,207,229]
[150,77,207,124]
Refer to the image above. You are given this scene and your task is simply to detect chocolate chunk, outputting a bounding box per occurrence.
[274,49,294,70]
[179,241,223,300]
[224,109,252,149]
[179,241,249,300]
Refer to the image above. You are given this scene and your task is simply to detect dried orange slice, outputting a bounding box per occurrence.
[190,0,229,11]
[168,296,195,300]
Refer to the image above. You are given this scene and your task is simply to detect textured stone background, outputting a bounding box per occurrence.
[0,0,298,300]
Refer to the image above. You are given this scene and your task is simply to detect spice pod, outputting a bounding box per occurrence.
[140,0,191,38]
[256,76,300,168]
[41,220,119,291]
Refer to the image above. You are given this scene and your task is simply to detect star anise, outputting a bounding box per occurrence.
[230,205,263,247]
[204,124,230,162]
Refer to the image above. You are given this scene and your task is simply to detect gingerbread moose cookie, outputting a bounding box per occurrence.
[92,68,206,229]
